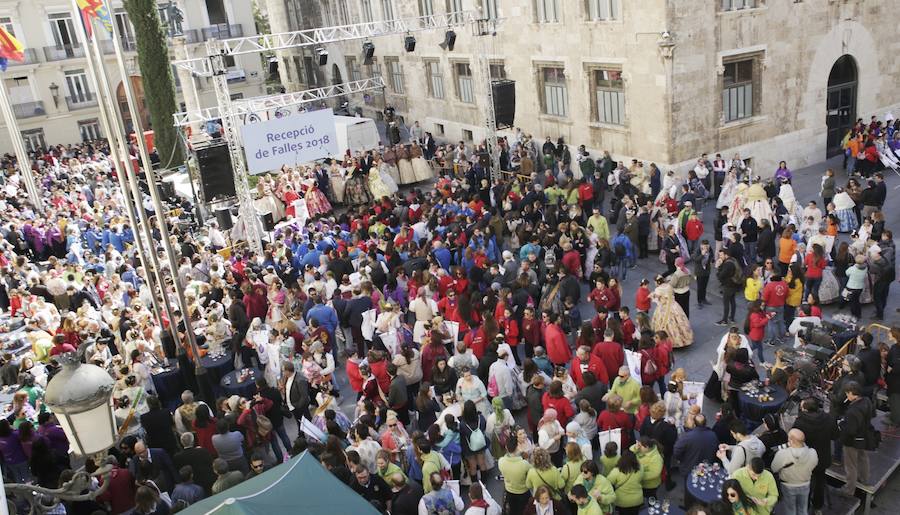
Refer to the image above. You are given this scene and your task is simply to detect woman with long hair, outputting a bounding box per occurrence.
[785,263,805,328]
[746,301,770,364]
[722,478,756,515]
[458,399,489,484]
[804,243,827,301]
[607,448,645,515]
[430,357,457,397]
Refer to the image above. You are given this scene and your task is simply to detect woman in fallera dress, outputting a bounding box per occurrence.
[368,159,394,200]
[397,144,416,184]
[381,146,403,186]
[343,158,372,206]
[410,143,434,182]
[302,173,332,218]
[650,274,694,348]
[328,160,346,204]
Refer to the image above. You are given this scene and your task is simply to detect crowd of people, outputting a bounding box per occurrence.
[0,113,897,515]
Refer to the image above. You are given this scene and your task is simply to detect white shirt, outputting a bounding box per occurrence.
[285,373,296,411]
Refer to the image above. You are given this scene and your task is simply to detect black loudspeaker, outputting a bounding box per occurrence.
[214,207,233,231]
[362,42,375,65]
[261,212,276,232]
[492,80,516,129]
[404,36,416,52]
[156,180,176,202]
[195,144,235,201]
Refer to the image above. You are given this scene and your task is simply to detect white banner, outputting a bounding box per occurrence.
[597,428,622,455]
[682,381,705,414]
[624,349,642,380]
[241,110,339,174]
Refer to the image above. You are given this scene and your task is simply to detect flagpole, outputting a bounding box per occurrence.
[69,0,177,345]
[98,0,210,397]
[0,73,43,212]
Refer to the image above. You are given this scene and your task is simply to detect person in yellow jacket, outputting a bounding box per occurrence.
[729,458,778,515]
[744,266,763,302]
[785,265,804,328]
[418,441,445,494]
[570,484,604,515]
[630,437,663,499]
[559,442,587,494]
[607,449,645,515]
[575,461,616,515]
[526,448,566,500]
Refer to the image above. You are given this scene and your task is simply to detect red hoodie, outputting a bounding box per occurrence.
[542,392,575,427]
[685,219,704,241]
[592,340,624,383]
[570,354,610,387]
[635,286,651,312]
[543,323,571,365]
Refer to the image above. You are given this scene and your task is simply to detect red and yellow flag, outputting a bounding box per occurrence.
[0,26,24,71]
[77,0,114,37]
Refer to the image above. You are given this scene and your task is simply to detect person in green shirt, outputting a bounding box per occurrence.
[599,441,620,477]
[576,461,616,515]
[606,449,644,515]
[630,436,663,498]
[417,440,444,494]
[560,441,586,495]
[606,367,641,415]
[525,448,565,500]
[498,438,533,515]
[570,484,603,515]
[587,208,610,241]
[375,450,406,485]
[729,458,778,515]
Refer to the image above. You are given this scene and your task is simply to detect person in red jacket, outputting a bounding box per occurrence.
[588,279,610,313]
[520,307,542,359]
[592,329,625,386]
[541,312,571,366]
[684,212,704,255]
[761,274,788,345]
[542,381,575,427]
[561,242,582,278]
[570,345,610,387]
[578,180,594,207]
[803,243,827,301]
[498,307,521,364]
[747,300,772,363]
[591,307,609,336]
[635,279,651,314]
[651,331,674,396]
[618,307,636,350]
[596,393,634,448]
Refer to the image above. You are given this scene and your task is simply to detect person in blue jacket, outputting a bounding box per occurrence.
[611,231,635,281]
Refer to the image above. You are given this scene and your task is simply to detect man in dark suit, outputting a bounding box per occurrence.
[174,432,215,495]
[130,440,178,493]
[343,287,373,355]
[139,395,178,457]
[673,413,719,503]
[281,361,310,437]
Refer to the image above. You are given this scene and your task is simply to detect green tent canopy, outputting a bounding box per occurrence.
[181,451,381,515]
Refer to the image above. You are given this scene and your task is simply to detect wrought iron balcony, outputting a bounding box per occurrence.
[201,24,243,40]
[43,44,85,61]
[13,101,46,119]
[66,93,98,110]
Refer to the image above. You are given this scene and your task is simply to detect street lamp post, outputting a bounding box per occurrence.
[2,351,117,514]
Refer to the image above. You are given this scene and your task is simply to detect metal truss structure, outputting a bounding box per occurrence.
[176,11,496,254]
[172,77,386,127]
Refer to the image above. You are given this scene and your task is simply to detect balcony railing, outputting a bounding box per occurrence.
[201,24,243,40]
[66,93,98,111]
[43,44,85,61]
[13,101,46,119]
[7,48,41,66]
[181,29,201,44]
[98,38,138,54]
[225,69,246,83]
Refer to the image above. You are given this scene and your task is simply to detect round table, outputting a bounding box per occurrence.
[220,368,261,398]
[200,351,234,384]
[151,361,185,410]
[685,464,727,505]
[640,502,685,515]
[737,384,788,423]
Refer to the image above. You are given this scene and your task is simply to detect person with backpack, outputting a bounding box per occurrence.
[459,400,489,485]
[612,232,635,281]
[715,249,743,326]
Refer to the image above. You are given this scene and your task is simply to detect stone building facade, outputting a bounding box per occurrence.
[0,0,265,154]
[271,0,900,174]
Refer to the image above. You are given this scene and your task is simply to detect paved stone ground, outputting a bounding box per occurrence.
[282,154,900,513]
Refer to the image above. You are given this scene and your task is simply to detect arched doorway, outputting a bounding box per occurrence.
[332,63,348,106]
[116,76,150,135]
[826,55,857,157]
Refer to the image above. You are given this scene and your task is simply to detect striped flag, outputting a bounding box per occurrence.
[0,26,24,72]
[77,0,114,37]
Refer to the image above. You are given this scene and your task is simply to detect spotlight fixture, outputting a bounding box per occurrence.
[316,47,328,66]
[362,41,375,65]
[439,30,456,51]
[404,35,416,52]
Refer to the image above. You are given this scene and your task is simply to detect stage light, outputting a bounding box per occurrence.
[439,30,456,51]
[404,35,416,52]
[316,47,328,66]
[362,41,375,65]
